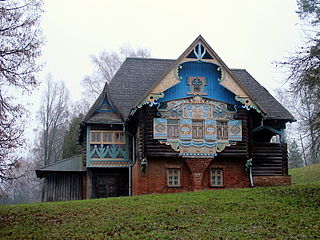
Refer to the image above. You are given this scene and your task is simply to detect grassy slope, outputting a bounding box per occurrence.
[289,163,320,185]
[0,165,319,240]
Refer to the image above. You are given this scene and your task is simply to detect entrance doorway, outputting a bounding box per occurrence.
[94,175,117,198]
[89,168,129,199]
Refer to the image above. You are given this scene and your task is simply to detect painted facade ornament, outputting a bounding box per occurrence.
[216,67,225,83]
[194,42,206,59]
[187,76,207,95]
[131,65,183,116]
[153,96,242,157]
[90,144,128,160]
[235,96,262,113]
[130,93,165,115]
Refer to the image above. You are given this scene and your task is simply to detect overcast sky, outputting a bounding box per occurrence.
[40,0,302,101]
[23,0,302,141]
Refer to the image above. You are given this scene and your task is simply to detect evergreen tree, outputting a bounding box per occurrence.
[288,140,304,168]
[62,114,84,159]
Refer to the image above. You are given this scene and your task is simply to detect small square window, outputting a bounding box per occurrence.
[167,168,180,187]
[211,169,223,187]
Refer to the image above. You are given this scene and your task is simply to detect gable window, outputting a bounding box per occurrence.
[167,119,180,139]
[90,131,125,144]
[188,77,206,95]
[192,78,202,92]
[217,121,228,140]
[211,169,223,187]
[192,120,204,139]
[167,169,181,187]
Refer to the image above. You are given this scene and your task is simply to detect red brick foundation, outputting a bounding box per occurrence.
[253,175,291,187]
[184,158,212,191]
[131,158,291,196]
[132,158,253,195]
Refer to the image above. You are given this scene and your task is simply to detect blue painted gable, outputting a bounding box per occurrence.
[97,98,114,113]
[159,61,237,105]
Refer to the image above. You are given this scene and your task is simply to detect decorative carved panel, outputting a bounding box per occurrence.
[153,96,242,157]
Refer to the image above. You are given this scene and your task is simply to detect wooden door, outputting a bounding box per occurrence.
[95,175,117,198]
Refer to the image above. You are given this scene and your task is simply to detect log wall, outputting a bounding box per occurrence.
[43,172,83,202]
[251,142,288,176]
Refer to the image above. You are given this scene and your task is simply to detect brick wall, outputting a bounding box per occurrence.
[254,176,291,187]
[132,157,253,195]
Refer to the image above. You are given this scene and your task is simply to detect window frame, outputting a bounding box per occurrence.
[167,168,181,187]
[167,119,180,139]
[210,168,224,187]
[192,119,204,140]
[90,130,125,144]
[216,121,228,140]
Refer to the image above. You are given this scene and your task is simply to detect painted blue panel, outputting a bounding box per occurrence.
[180,118,192,140]
[204,119,217,141]
[159,61,237,104]
[153,118,167,139]
[97,98,114,112]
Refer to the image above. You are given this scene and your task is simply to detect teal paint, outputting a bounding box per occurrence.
[86,125,91,167]
[159,61,237,104]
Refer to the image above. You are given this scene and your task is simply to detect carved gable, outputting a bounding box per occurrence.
[132,36,263,115]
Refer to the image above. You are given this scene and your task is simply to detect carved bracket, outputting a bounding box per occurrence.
[235,96,262,113]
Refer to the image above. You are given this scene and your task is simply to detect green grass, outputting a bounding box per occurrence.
[289,163,320,185]
[0,165,319,240]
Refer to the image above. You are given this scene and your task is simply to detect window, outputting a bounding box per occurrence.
[167,119,180,139]
[90,131,125,144]
[167,169,180,187]
[217,121,228,140]
[188,77,206,94]
[192,78,202,92]
[91,132,101,143]
[102,132,113,142]
[211,169,223,187]
[114,132,124,143]
[192,120,204,139]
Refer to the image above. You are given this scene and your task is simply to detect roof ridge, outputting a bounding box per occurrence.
[230,68,247,71]
[38,155,82,169]
[126,57,175,61]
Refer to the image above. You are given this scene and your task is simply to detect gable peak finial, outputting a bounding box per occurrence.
[194,42,206,60]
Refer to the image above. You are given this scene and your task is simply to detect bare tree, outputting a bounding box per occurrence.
[37,75,70,166]
[81,45,150,105]
[276,0,320,165]
[0,0,43,184]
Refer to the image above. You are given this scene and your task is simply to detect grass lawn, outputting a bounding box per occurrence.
[0,165,319,240]
[289,163,320,185]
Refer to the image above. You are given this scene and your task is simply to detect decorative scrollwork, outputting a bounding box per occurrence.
[194,42,206,59]
[130,92,165,115]
[235,96,262,113]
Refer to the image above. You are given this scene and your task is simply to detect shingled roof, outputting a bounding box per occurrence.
[36,155,86,178]
[230,69,294,120]
[84,57,294,122]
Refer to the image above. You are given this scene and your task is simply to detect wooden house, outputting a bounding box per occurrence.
[36,36,294,201]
